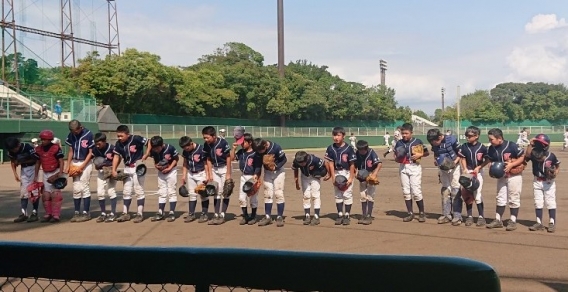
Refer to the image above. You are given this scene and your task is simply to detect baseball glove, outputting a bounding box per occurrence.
[195,183,208,197]
[365,174,380,185]
[411,144,424,163]
[67,165,83,177]
[544,166,557,180]
[102,166,113,180]
[508,158,525,175]
[243,179,261,197]
[262,154,276,171]
[222,178,235,198]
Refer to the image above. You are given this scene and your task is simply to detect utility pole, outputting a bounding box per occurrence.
[379,59,387,86]
[277,0,285,126]
[457,85,461,140]
[441,87,445,129]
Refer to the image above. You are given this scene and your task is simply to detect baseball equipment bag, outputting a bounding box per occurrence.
[179,185,189,197]
[411,144,424,163]
[262,154,277,171]
[334,175,348,191]
[458,173,480,192]
[312,167,327,178]
[26,181,44,203]
[544,166,557,180]
[67,165,83,177]
[136,164,147,177]
[93,157,106,169]
[205,181,219,197]
[195,183,208,197]
[356,169,370,182]
[366,175,380,185]
[222,178,235,197]
[242,179,260,197]
[436,155,456,171]
[489,162,506,178]
[53,176,68,189]
[508,158,525,175]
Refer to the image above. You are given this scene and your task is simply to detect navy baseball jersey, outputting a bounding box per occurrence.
[530,152,560,178]
[203,137,230,167]
[236,149,262,176]
[485,140,524,162]
[92,143,115,167]
[151,144,179,166]
[113,135,148,166]
[355,149,381,171]
[8,142,37,167]
[65,128,94,160]
[182,144,206,173]
[394,138,428,164]
[292,154,326,177]
[325,143,356,170]
[261,141,287,171]
[458,142,488,170]
[431,135,460,159]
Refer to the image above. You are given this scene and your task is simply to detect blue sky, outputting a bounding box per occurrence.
[18,0,568,115]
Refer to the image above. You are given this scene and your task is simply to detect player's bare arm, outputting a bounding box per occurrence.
[226,153,232,180]
[111,154,121,177]
[142,139,151,161]
[372,162,382,178]
[80,148,93,170]
[163,154,178,174]
[347,161,356,186]
[58,157,65,176]
[205,158,213,182]
[475,158,490,173]
[11,159,19,182]
[294,168,300,190]
[505,154,525,173]
[65,146,73,173]
[181,157,188,185]
[460,157,468,174]
[324,160,334,182]
[34,159,41,182]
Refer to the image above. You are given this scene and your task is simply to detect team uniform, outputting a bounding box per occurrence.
[236,148,262,225]
[485,140,524,231]
[431,135,462,224]
[528,152,559,232]
[203,137,231,225]
[8,143,39,222]
[181,143,209,223]
[292,154,326,226]
[325,142,357,225]
[66,128,95,222]
[34,142,65,222]
[151,144,179,222]
[93,143,118,222]
[563,131,568,151]
[258,142,287,227]
[113,134,148,223]
[349,135,357,148]
[383,134,390,147]
[457,141,488,226]
[394,138,428,222]
[517,131,529,147]
[355,148,381,223]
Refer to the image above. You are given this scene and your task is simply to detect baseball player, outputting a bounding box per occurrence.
[31,138,39,148]
[253,138,287,227]
[65,120,95,223]
[355,140,382,225]
[478,128,525,231]
[383,132,391,147]
[5,137,39,223]
[525,134,559,233]
[427,128,462,225]
[458,126,488,227]
[349,133,357,148]
[202,126,232,225]
[383,127,402,158]
[324,126,357,225]
[293,151,327,226]
[112,125,151,223]
[179,136,209,223]
[92,133,118,223]
[219,128,227,138]
[563,129,568,151]
[516,128,529,148]
[149,136,179,222]
[34,130,65,223]
[231,133,262,225]
[394,123,429,223]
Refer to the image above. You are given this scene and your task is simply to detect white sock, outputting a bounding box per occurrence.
[495,213,501,221]
[220,212,225,218]
[510,215,517,223]
[305,213,310,218]
[345,212,350,217]
[101,212,106,216]
[338,212,343,217]
[137,205,143,215]
[550,218,555,224]
[314,214,319,219]
[21,208,26,216]
[536,217,541,224]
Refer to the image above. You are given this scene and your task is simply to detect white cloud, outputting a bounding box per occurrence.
[525,14,568,34]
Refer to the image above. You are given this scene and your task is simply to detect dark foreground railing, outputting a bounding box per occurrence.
[0,241,500,292]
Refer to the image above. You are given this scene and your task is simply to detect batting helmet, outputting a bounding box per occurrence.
[39,130,54,141]
[53,176,68,190]
[242,179,256,196]
[395,146,407,160]
[205,181,219,197]
[335,175,349,191]
[157,159,169,167]
[178,185,189,197]
[93,157,106,168]
[458,173,480,192]
[489,162,506,179]
[533,134,550,148]
[356,169,370,182]
[136,164,147,177]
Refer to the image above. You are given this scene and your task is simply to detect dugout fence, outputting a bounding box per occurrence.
[0,241,500,292]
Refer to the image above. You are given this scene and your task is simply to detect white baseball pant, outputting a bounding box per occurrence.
[123,165,145,200]
[399,163,423,201]
[533,178,556,209]
[72,160,92,199]
[466,170,484,204]
[186,171,207,202]
[158,169,177,204]
[212,166,227,199]
[239,174,258,208]
[496,174,522,208]
[97,169,117,200]
[301,175,321,209]
[19,166,36,199]
[264,168,285,204]
[359,181,376,203]
[334,169,353,204]
[439,165,461,217]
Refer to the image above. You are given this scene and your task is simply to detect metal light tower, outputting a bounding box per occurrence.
[379,59,387,85]
[441,87,445,112]
[277,0,285,126]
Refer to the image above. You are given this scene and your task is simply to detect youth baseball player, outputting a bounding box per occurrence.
[478,128,525,231]
[349,133,357,148]
[394,123,429,223]
[202,126,232,225]
[253,138,287,227]
[34,130,65,223]
[458,126,488,227]
[516,128,529,148]
[112,125,151,223]
[383,127,402,158]
[563,129,568,151]
[232,133,262,225]
[149,136,179,222]
[525,134,559,233]
[293,151,327,226]
[383,132,391,147]
[324,126,357,226]
[6,137,39,223]
[65,120,95,223]
[179,136,209,223]
[92,133,118,223]
[355,140,382,225]
[427,128,462,225]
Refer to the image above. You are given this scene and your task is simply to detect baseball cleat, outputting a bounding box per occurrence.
[464,216,474,226]
[247,216,257,225]
[13,214,28,223]
[451,217,462,226]
[418,212,426,223]
[547,223,556,233]
[276,216,285,227]
[27,213,39,223]
[77,213,91,222]
[529,223,545,231]
[505,221,517,231]
[41,215,53,223]
[362,214,372,225]
[438,216,451,224]
[358,216,366,224]
[403,213,414,222]
[258,216,272,227]
[166,212,176,222]
[486,219,503,229]
[239,216,248,225]
[132,213,144,223]
[105,214,116,223]
[476,217,486,227]
[342,216,350,226]
[117,213,131,222]
[303,215,311,225]
[151,212,164,222]
[335,214,343,225]
[197,213,209,223]
[310,217,320,226]
[215,216,226,225]
[51,217,60,223]
[184,213,196,223]
[208,214,220,225]
[70,212,81,223]
[96,214,107,223]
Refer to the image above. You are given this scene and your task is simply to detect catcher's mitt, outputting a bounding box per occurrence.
[114,172,130,181]
[195,183,208,197]
[411,145,424,163]
[365,174,380,185]
[222,178,235,198]
[102,166,113,180]
[67,165,83,177]
[544,166,557,180]
[47,173,60,184]
[262,154,276,171]
[507,158,525,175]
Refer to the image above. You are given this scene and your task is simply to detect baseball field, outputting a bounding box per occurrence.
[1,146,567,292]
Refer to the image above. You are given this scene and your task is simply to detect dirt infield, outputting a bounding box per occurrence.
[1,146,568,292]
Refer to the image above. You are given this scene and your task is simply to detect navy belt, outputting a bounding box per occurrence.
[191,170,204,173]
[21,163,36,168]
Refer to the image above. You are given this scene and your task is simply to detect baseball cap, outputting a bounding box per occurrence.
[234,126,245,144]
[219,129,226,133]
